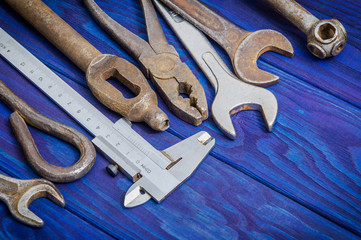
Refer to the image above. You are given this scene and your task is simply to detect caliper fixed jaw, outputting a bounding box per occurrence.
[124,131,215,207]
[92,118,215,208]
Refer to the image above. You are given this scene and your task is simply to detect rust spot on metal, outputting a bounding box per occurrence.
[231,105,253,114]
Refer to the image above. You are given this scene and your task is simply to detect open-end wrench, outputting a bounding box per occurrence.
[0,173,65,227]
[5,0,169,131]
[159,0,294,87]
[154,0,277,139]
[262,0,347,59]
[84,0,208,126]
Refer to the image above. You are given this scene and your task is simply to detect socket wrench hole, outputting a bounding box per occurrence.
[317,23,336,43]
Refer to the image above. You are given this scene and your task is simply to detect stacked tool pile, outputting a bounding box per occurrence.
[0,0,359,239]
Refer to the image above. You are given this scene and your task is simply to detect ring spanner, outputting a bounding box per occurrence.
[0,28,215,208]
[84,0,208,126]
[154,0,278,139]
[159,0,294,87]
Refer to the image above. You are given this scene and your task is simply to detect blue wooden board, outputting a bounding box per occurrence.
[0,0,360,239]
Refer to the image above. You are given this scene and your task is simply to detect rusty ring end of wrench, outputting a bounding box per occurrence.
[306,19,347,59]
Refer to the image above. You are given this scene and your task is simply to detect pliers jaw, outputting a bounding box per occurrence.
[140,44,208,125]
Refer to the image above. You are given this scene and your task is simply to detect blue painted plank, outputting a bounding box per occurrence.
[72,0,361,235]
[0,28,358,240]
[0,0,360,239]
[0,97,358,240]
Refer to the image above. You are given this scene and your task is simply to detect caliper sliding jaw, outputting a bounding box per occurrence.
[93,118,215,208]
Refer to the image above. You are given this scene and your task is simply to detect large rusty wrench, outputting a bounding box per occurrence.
[5,0,169,131]
[159,0,294,87]
[0,80,96,183]
[262,0,347,59]
[0,173,65,227]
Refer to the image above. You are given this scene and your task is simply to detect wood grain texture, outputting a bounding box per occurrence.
[0,105,358,240]
[0,0,360,239]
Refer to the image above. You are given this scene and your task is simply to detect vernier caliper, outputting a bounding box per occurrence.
[0,27,215,208]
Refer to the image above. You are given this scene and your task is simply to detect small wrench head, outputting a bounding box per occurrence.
[7,178,65,227]
[233,30,294,87]
[211,74,278,139]
[306,19,347,59]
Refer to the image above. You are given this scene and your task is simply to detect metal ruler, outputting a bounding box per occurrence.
[0,27,214,207]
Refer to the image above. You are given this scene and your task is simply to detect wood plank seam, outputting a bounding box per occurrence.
[9,38,361,237]
[260,57,361,109]
[166,126,361,238]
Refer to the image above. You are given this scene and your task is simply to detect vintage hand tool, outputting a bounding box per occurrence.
[262,0,347,59]
[154,0,278,139]
[84,0,208,126]
[0,28,215,207]
[158,0,294,87]
[4,0,169,131]
[0,80,96,183]
[0,173,65,227]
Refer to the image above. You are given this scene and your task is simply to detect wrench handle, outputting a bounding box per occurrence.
[263,0,318,33]
[5,0,101,72]
[159,0,250,57]
[0,174,18,197]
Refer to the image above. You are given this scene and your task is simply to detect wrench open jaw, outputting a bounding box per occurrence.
[206,53,278,139]
[158,0,294,87]
[0,175,65,227]
[233,30,294,87]
[84,0,208,126]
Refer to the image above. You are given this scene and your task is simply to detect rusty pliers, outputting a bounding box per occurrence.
[0,80,96,183]
[84,0,208,126]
